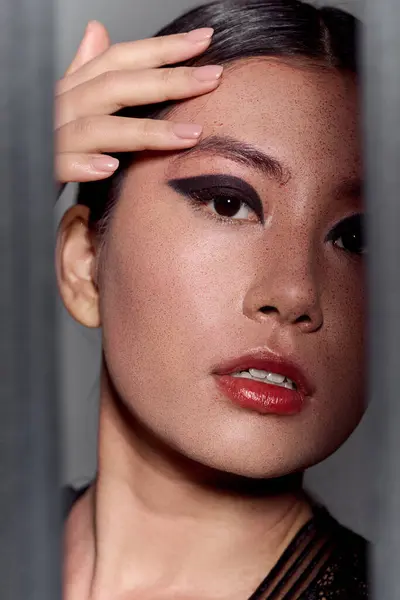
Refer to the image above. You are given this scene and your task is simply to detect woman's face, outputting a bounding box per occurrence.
[98,59,365,478]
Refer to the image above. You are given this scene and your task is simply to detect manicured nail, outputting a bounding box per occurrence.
[172,123,203,139]
[84,21,95,36]
[193,65,224,82]
[91,156,119,172]
[185,28,214,43]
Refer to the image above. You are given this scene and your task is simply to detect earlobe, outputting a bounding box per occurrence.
[56,205,101,328]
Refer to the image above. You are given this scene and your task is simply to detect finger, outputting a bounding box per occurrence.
[56,152,119,183]
[58,28,214,95]
[56,65,223,128]
[65,21,110,77]
[64,23,91,76]
[56,115,203,154]
[79,21,111,64]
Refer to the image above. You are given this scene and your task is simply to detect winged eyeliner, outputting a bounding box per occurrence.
[167,174,265,223]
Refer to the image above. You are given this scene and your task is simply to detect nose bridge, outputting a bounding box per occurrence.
[273,229,318,299]
[243,221,323,329]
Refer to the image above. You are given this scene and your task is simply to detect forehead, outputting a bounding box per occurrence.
[167,58,361,180]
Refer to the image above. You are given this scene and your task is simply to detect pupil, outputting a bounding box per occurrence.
[214,196,241,217]
[335,215,364,254]
[343,224,363,253]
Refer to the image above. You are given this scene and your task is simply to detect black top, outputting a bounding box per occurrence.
[64,486,368,599]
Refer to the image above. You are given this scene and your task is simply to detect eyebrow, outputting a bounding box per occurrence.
[174,134,292,185]
[172,133,363,200]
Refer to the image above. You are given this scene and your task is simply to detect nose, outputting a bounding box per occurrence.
[243,240,324,334]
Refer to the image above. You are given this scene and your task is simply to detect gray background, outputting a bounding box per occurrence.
[56,0,374,540]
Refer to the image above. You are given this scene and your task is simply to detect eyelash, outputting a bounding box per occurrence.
[187,188,263,225]
[185,188,365,256]
[327,214,365,257]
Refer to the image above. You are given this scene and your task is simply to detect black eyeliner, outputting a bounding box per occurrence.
[326,213,365,255]
[167,174,265,224]
[326,213,364,241]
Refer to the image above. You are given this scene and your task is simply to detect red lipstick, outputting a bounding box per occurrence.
[213,352,313,416]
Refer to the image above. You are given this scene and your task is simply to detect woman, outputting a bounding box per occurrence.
[56,1,367,598]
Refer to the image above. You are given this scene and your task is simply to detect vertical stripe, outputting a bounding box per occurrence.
[362,0,400,598]
[0,0,61,598]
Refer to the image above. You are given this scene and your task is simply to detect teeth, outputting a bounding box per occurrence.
[284,380,296,390]
[237,371,253,379]
[249,368,267,379]
[266,372,286,385]
[231,370,296,390]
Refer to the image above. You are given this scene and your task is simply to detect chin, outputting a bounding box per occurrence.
[177,438,313,482]
[197,453,308,483]
[176,421,355,483]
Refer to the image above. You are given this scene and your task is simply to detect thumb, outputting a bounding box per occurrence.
[65,20,111,76]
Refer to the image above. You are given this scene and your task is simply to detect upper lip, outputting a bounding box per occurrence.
[213,350,314,396]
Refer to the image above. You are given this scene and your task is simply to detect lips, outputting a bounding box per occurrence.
[213,351,314,416]
[214,352,313,395]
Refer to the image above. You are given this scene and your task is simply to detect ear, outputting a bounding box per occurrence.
[56,204,101,328]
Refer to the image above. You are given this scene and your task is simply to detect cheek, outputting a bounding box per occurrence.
[98,192,254,380]
[324,260,366,376]
[314,261,366,442]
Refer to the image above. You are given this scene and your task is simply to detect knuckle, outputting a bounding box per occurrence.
[96,69,120,90]
[155,35,172,57]
[105,42,126,65]
[72,116,99,140]
[184,67,195,79]
[139,118,154,138]
[160,66,175,86]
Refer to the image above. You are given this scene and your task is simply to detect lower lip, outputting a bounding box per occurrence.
[215,375,305,415]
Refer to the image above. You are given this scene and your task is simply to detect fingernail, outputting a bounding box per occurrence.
[193,65,224,82]
[172,123,203,139]
[91,156,119,172]
[185,28,214,43]
[84,20,100,38]
[84,21,93,36]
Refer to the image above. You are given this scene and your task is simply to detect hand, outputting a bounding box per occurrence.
[55,21,221,186]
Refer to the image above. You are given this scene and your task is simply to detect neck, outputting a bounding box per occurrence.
[64,370,313,600]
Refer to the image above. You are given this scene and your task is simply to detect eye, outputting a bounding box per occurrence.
[329,214,365,255]
[167,175,264,224]
[190,188,258,222]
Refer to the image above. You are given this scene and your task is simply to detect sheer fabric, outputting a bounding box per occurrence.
[248,503,368,599]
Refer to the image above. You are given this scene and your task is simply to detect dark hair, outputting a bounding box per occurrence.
[77,0,359,235]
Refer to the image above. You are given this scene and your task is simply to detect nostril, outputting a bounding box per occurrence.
[259,305,279,315]
[258,305,312,326]
[295,314,311,324]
